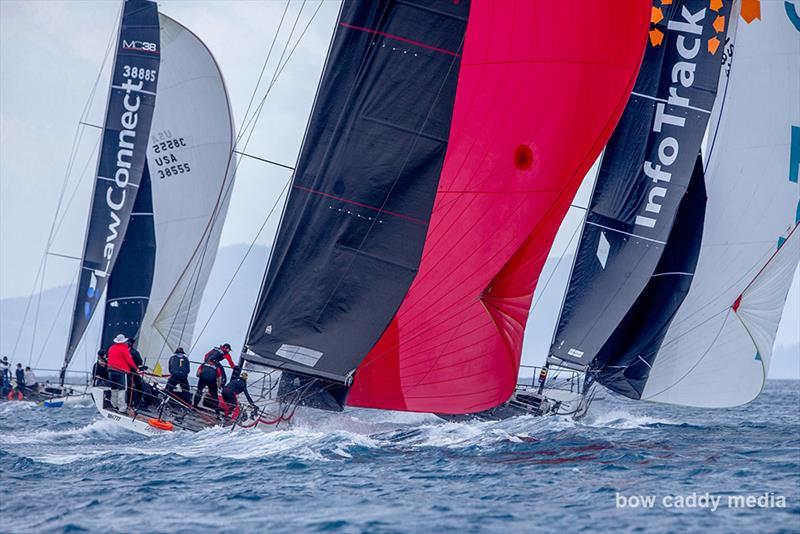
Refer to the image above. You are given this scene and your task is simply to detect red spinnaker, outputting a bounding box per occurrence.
[348,0,650,414]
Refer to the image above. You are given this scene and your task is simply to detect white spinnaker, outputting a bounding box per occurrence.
[642,3,800,408]
[137,14,236,367]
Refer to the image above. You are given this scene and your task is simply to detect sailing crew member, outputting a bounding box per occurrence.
[193,358,223,416]
[166,347,191,404]
[92,351,109,386]
[107,334,139,413]
[93,350,111,406]
[15,363,25,394]
[24,367,39,392]
[203,343,235,386]
[220,370,256,420]
[127,338,146,409]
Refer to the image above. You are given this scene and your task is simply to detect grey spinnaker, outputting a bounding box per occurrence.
[62,0,160,377]
[549,0,731,376]
[244,0,470,394]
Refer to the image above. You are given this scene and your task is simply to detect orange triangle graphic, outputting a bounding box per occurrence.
[651,6,664,24]
[710,0,723,12]
[708,36,720,54]
[713,15,726,33]
[741,0,761,23]
[649,28,664,47]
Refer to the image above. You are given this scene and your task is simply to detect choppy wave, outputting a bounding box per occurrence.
[1,381,798,533]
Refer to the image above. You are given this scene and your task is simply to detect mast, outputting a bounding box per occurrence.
[60,0,160,383]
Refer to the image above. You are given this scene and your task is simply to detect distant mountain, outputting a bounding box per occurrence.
[1,245,797,379]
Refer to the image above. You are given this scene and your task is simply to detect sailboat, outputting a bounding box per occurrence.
[470,0,799,419]
[42,0,238,428]
[240,0,652,419]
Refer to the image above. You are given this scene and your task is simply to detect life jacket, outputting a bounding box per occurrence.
[204,348,224,365]
[169,354,190,377]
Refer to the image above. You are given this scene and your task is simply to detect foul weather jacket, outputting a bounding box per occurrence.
[108,343,138,373]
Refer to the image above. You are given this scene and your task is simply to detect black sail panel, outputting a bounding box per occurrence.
[549,0,731,370]
[64,0,160,370]
[245,0,470,384]
[101,164,156,351]
[591,154,707,398]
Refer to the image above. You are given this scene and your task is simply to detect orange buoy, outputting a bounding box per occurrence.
[147,418,174,431]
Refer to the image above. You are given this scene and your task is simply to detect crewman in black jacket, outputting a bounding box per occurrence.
[165,347,191,404]
[220,370,256,420]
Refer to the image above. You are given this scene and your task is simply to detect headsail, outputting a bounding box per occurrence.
[641,2,800,407]
[63,0,160,375]
[245,0,471,386]
[135,14,236,368]
[549,0,734,385]
[347,1,651,414]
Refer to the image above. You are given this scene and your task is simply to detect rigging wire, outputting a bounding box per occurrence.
[160,0,329,355]
[158,1,312,356]
[18,5,120,365]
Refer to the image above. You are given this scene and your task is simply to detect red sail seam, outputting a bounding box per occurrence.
[338,22,461,57]
[293,185,426,225]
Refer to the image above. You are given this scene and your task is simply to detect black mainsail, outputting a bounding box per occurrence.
[244,0,470,403]
[101,163,156,350]
[548,0,732,394]
[62,0,159,379]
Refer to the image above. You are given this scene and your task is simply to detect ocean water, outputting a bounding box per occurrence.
[0,381,798,533]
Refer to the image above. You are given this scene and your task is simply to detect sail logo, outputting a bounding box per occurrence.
[635,5,710,231]
[91,78,147,288]
[122,40,158,54]
[649,0,726,54]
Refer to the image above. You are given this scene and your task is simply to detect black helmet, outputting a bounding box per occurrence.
[97,350,107,357]
[221,343,232,350]
[175,347,185,354]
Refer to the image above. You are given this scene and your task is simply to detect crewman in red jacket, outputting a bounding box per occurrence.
[107,334,139,413]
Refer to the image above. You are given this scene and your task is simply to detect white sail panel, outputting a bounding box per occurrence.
[642,2,800,407]
[136,14,236,366]
[736,227,800,363]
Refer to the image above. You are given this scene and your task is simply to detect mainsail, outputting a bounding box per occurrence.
[245,0,473,388]
[101,165,157,350]
[641,1,800,407]
[347,1,651,414]
[548,0,734,394]
[63,0,160,376]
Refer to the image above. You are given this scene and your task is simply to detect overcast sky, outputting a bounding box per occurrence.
[0,1,797,378]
